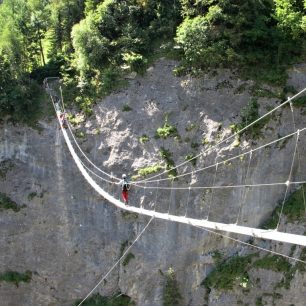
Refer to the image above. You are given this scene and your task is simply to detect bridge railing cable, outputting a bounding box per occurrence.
[134,127,306,186]
[290,102,306,214]
[77,216,154,306]
[134,87,306,184]
[195,225,306,265]
[45,77,306,248]
[45,77,121,182]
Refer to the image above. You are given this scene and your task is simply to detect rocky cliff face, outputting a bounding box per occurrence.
[0,59,306,306]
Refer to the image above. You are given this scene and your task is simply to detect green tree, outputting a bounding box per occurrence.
[163,267,182,306]
[274,0,306,38]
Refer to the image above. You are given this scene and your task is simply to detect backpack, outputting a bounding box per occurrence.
[122,180,130,191]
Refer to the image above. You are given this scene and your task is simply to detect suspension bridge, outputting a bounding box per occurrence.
[43,77,306,305]
[44,77,306,247]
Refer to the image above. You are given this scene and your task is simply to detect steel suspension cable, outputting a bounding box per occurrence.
[135,87,306,184]
[47,84,121,185]
[194,225,306,264]
[277,130,300,229]
[58,85,120,182]
[77,216,154,306]
[236,150,253,224]
[134,127,306,186]
[206,161,218,220]
[289,101,306,214]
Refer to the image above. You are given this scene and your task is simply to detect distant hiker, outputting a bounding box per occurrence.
[59,113,68,129]
[54,102,61,113]
[120,174,130,205]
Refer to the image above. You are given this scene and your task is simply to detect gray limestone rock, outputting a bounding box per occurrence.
[1,59,306,305]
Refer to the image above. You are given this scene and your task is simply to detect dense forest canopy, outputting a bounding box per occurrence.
[0,0,306,123]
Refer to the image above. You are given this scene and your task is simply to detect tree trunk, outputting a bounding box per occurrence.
[39,37,45,66]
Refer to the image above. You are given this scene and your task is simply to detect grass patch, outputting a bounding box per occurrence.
[120,211,138,222]
[122,253,135,267]
[133,164,163,180]
[122,104,133,112]
[27,192,37,201]
[0,271,32,287]
[253,255,294,289]
[249,84,278,99]
[67,113,85,126]
[231,98,271,140]
[27,191,44,201]
[73,292,135,306]
[240,65,287,87]
[202,254,255,290]
[253,255,291,273]
[75,130,86,139]
[262,185,306,229]
[0,193,24,212]
[293,95,306,107]
[139,134,149,144]
[155,122,178,139]
[159,148,177,178]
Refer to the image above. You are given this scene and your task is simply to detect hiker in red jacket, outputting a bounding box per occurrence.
[120,174,130,205]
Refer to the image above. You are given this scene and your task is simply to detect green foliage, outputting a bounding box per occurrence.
[233,98,270,139]
[185,154,196,166]
[122,252,135,266]
[274,0,305,39]
[177,0,305,85]
[71,17,110,73]
[73,293,135,306]
[156,122,178,139]
[0,270,32,287]
[263,185,306,229]
[296,247,306,272]
[75,130,86,139]
[159,148,177,178]
[120,211,138,222]
[176,16,236,69]
[119,240,129,257]
[2,0,306,124]
[0,159,14,180]
[185,123,197,132]
[190,142,199,149]
[135,164,163,179]
[122,104,133,112]
[163,267,182,306]
[253,255,291,273]
[98,67,124,97]
[0,192,24,212]
[123,52,147,74]
[292,95,306,107]
[256,297,263,306]
[212,250,223,266]
[0,0,181,123]
[139,134,149,144]
[252,254,297,290]
[27,192,37,201]
[28,191,44,200]
[202,254,254,290]
[0,55,43,124]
